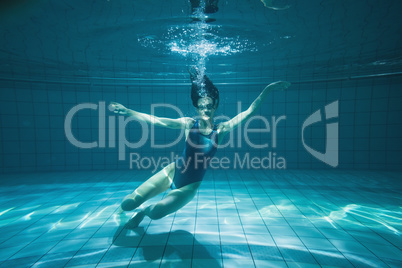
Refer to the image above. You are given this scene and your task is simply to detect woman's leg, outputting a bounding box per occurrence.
[120,162,175,211]
[127,181,201,228]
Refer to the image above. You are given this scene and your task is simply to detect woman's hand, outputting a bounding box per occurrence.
[266,81,291,91]
[109,102,128,115]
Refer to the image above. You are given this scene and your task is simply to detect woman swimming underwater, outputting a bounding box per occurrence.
[110,67,290,227]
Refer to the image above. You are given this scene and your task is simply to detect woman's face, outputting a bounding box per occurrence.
[197,97,215,120]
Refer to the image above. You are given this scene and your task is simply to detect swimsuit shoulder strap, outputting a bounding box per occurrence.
[193,119,200,129]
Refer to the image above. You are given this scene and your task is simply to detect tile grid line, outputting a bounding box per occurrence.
[157,194,185,266]
[212,169,224,267]
[189,179,200,267]
[257,169,323,266]
[47,171,132,267]
[91,174,155,267]
[318,169,400,248]
[318,169,399,263]
[223,169,257,267]
[29,171,132,267]
[249,169,300,266]
[1,171,107,253]
[271,169,356,266]
[288,169,390,267]
[230,169,285,265]
[126,188,173,267]
[1,171,115,265]
[329,169,400,255]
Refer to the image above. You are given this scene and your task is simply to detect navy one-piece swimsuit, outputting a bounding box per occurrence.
[171,120,219,189]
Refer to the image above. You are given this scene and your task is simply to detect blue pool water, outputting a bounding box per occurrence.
[0,170,401,267]
[0,0,401,267]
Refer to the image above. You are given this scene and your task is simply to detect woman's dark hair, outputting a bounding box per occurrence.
[191,75,220,109]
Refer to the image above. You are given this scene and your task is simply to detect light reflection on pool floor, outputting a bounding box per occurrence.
[0,169,400,267]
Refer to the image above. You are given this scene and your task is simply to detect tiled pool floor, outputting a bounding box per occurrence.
[0,169,401,267]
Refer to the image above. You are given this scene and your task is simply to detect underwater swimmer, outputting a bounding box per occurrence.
[110,67,290,228]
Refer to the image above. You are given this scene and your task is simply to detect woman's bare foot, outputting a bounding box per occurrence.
[126,211,145,228]
[116,206,124,214]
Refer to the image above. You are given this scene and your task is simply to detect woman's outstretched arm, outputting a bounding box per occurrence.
[219,81,290,133]
[109,102,194,129]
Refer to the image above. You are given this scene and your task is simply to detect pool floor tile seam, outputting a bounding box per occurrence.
[0,169,400,267]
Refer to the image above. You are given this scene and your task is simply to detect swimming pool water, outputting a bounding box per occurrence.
[1,1,402,267]
[0,169,401,267]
